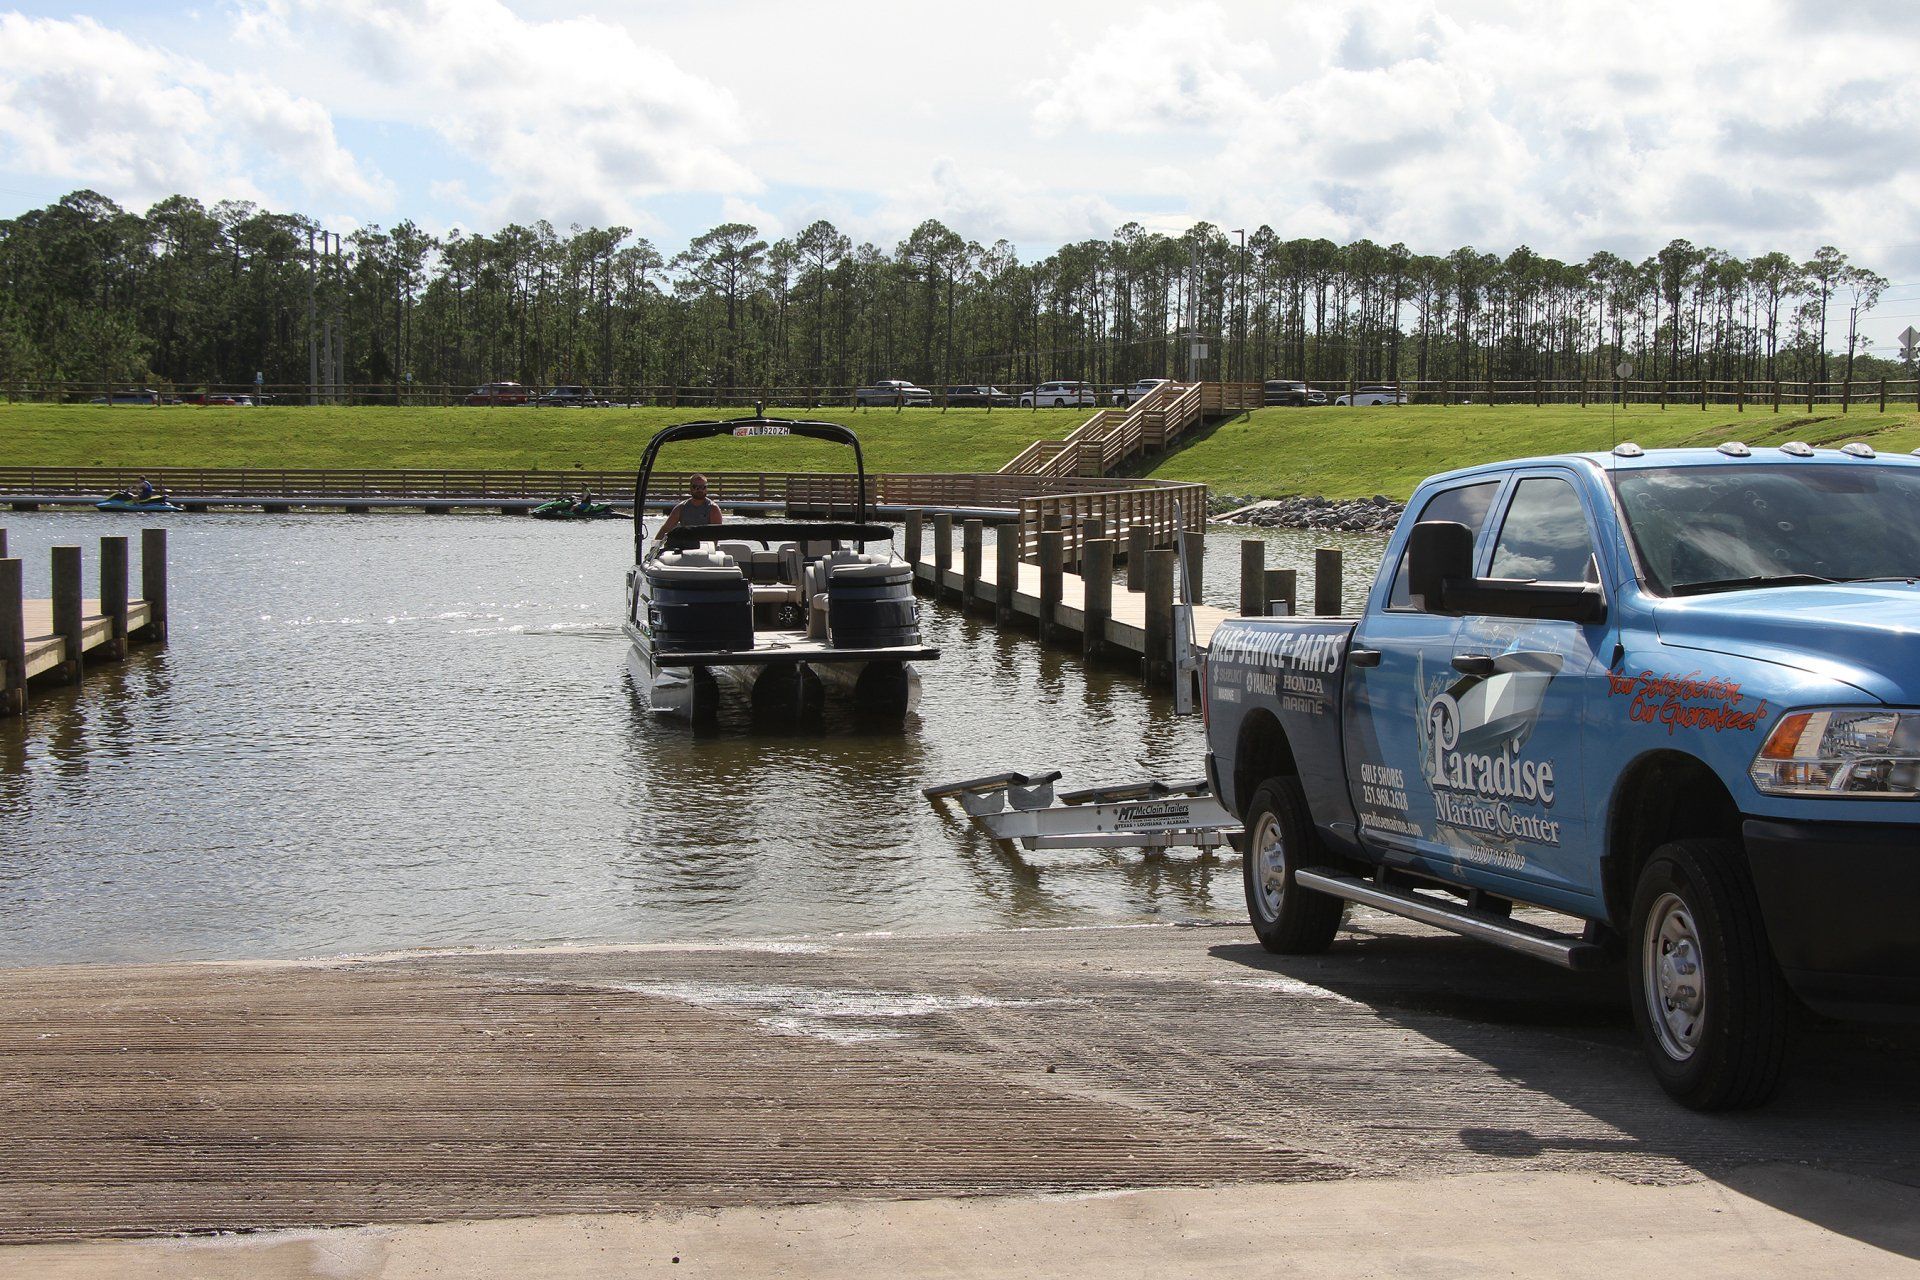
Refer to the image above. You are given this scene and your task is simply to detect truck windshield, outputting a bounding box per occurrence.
[1614,463,1920,595]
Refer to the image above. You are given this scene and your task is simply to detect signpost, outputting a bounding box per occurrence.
[1898,326,1918,364]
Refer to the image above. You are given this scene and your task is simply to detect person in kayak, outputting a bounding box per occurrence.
[573,487,595,514]
[655,474,723,538]
[135,476,155,500]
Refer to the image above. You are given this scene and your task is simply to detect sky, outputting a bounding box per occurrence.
[3,0,1920,353]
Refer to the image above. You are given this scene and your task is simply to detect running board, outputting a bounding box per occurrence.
[1292,869,1610,971]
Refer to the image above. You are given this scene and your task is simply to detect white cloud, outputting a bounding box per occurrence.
[872,159,1128,248]
[234,0,758,227]
[0,13,386,212]
[1022,0,1920,277]
[1029,3,1273,136]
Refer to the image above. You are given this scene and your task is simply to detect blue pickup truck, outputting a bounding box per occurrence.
[1204,442,1920,1110]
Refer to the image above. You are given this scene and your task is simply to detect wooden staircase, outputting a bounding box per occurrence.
[998,382,1261,481]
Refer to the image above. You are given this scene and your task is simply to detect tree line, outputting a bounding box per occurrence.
[0,188,1899,396]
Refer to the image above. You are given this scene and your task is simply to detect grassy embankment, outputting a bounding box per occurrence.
[1143,403,1920,499]
[5,400,1920,499]
[0,404,1087,475]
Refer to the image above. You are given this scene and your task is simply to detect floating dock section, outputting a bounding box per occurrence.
[0,527,168,715]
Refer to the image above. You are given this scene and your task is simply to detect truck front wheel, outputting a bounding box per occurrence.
[1242,777,1344,954]
[1627,838,1792,1110]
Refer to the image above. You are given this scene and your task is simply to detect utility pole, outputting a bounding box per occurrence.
[1232,228,1246,382]
[307,229,318,405]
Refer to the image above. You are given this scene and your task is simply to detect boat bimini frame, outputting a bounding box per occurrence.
[626,413,938,719]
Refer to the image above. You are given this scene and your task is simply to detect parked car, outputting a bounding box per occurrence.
[1334,384,1407,406]
[1019,380,1099,408]
[88,388,160,405]
[466,381,530,406]
[1111,378,1170,406]
[534,385,605,407]
[855,379,934,406]
[941,384,1016,406]
[1264,379,1329,407]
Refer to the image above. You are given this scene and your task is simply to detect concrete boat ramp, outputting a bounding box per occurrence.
[3,919,1918,1276]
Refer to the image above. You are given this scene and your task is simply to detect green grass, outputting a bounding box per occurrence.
[0,403,1089,474]
[8,400,1920,499]
[1144,403,1920,500]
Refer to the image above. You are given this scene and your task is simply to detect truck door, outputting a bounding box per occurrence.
[1343,477,1504,862]
[1441,470,1608,904]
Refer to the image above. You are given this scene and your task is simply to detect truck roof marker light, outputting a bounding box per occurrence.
[1842,442,1877,458]
[1717,441,1751,457]
[1612,442,1643,458]
[1779,441,1815,457]
[1758,711,1820,761]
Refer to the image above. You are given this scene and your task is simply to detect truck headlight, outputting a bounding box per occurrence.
[1749,708,1920,798]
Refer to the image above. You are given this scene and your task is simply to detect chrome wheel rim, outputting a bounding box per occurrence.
[1250,810,1287,921]
[1643,891,1705,1061]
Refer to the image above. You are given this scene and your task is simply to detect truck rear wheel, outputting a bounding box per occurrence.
[1242,777,1344,954]
[1627,838,1791,1110]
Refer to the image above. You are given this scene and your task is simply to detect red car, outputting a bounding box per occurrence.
[466,381,529,406]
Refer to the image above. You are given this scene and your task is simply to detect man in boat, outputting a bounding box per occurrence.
[573,486,595,514]
[655,473,723,539]
[135,476,156,501]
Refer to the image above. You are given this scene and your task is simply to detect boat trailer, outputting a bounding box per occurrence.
[924,500,1243,854]
[922,771,1240,853]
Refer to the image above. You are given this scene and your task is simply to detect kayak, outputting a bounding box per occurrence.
[97,492,185,513]
[531,499,621,520]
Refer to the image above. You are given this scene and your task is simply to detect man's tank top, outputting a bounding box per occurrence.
[680,499,719,526]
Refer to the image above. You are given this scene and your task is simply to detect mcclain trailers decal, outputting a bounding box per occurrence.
[1115,801,1193,831]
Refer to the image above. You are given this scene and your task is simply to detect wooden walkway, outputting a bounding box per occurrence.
[2,528,169,715]
[21,598,156,682]
[914,550,1234,656]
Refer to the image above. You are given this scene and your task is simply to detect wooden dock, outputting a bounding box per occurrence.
[905,509,1346,688]
[1,527,168,715]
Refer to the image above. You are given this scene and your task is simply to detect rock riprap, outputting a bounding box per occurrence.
[1211,494,1404,532]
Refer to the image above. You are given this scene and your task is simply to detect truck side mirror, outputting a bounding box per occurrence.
[1407,520,1474,613]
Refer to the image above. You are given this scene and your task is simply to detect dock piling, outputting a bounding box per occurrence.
[1182,530,1205,602]
[0,557,22,713]
[100,535,129,659]
[1039,530,1066,643]
[141,527,168,642]
[1083,538,1114,658]
[1265,568,1297,616]
[1240,539,1265,616]
[933,513,954,599]
[1078,517,1107,574]
[1126,526,1149,592]
[904,511,923,572]
[1314,548,1343,616]
[52,545,83,682]
[1143,549,1176,686]
[961,519,984,613]
[995,529,1019,625]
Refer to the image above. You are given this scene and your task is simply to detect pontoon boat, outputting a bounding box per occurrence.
[625,416,938,720]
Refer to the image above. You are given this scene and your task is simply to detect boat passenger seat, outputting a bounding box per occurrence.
[717,541,759,577]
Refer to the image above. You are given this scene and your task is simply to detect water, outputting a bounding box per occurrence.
[0,512,1385,966]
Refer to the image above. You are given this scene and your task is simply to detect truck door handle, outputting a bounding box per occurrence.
[1452,654,1496,676]
[1349,649,1382,667]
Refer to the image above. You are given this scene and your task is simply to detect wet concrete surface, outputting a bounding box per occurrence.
[0,914,1915,1249]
